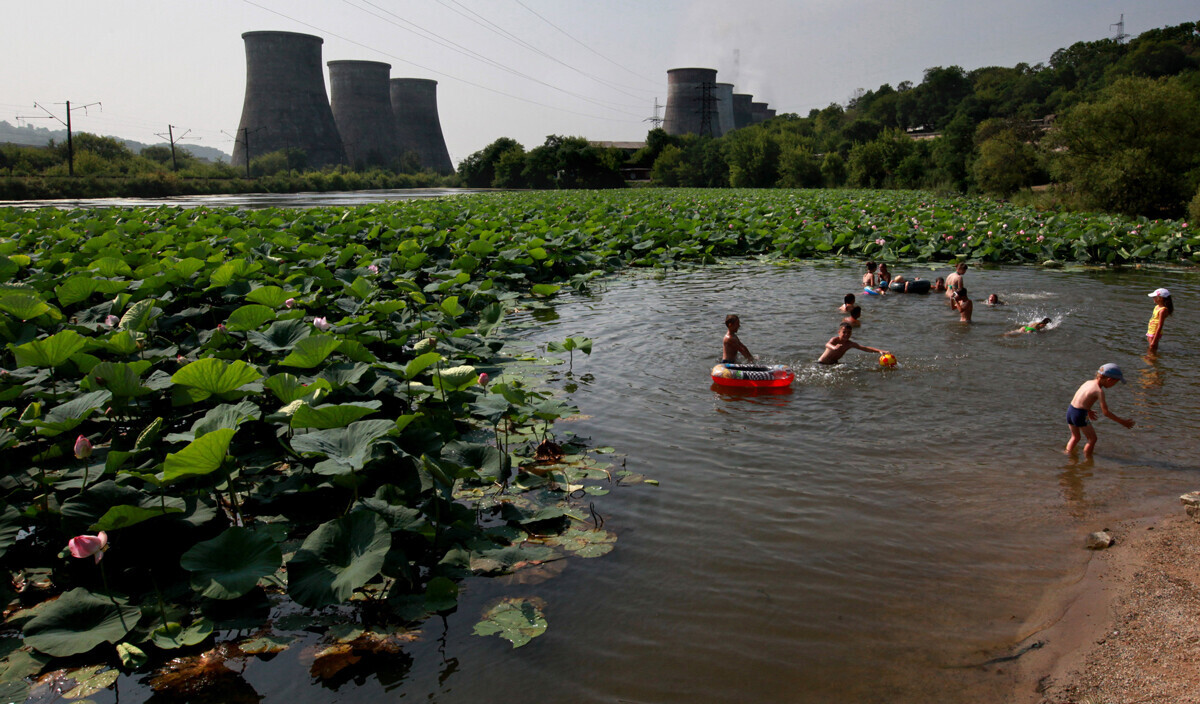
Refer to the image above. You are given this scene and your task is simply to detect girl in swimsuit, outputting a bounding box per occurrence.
[1146,288,1173,352]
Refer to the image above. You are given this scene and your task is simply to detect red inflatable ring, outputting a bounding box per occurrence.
[711,363,795,388]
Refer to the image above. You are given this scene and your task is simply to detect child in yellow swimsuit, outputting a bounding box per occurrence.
[1146,287,1173,352]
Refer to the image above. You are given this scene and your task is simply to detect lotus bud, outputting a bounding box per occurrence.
[68,531,108,564]
[285,298,296,309]
[313,317,331,332]
[74,435,93,459]
[105,315,120,327]
[478,372,489,387]
[217,324,226,333]
[176,354,187,365]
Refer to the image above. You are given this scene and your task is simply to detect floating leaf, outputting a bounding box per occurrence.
[238,634,293,655]
[287,512,391,608]
[61,664,119,699]
[29,390,112,437]
[546,528,616,558]
[23,588,140,657]
[472,598,547,648]
[150,618,214,650]
[116,642,148,669]
[180,527,282,600]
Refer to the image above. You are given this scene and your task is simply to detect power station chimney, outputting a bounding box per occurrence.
[663,68,719,137]
[732,93,753,131]
[389,78,454,174]
[328,60,399,170]
[233,31,346,169]
[715,83,736,137]
[750,101,769,124]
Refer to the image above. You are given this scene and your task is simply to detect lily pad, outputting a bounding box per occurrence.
[287,512,391,608]
[180,527,282,600]
[172,358,262,397]
[150,618,214,650]
[23,588,140,657]
[472,598,547,648]
[61,664,119,699]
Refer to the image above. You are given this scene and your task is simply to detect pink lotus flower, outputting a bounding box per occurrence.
[74,435,92,459]
[68,532,108,563]
[478,372,489,387]
[367,264,379,274]
[875,238,885,246]
[285,298,296,309]
[176,354,187,365]
[1037,235,1045,242]
[313,317,331,331]
[105,315,120,327]
[217,324,226,332]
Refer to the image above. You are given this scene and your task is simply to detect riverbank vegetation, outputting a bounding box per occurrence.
[0,188,1193,698]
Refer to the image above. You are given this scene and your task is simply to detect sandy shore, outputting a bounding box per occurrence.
[1013,500,1200,703]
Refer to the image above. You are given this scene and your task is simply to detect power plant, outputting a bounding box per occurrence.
[232,31,346,169]
[714,83,736,137]
[328,60,400,169]
[663,68,720,137]
[390,78,454,175]
[750,101,770,124]
[732,93,754,130]
[232,30,454,174]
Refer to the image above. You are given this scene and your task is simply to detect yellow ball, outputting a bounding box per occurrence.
[879,353,897,367]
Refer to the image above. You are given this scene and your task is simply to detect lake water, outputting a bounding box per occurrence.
[90,261,1200,703]
[3,188,480,210]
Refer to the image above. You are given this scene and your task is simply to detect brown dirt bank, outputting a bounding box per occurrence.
[1013,503,1200,703]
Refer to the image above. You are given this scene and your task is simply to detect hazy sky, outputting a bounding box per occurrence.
[3,1,1195,166]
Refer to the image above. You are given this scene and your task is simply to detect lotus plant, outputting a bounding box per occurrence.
[313,317,331,331]
[68,532,108,564]
[73,435,93,460]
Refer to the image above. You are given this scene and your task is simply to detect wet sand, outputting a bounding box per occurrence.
[1015,498,1200,703]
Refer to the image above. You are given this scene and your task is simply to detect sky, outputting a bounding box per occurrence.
[2,1,1196,167]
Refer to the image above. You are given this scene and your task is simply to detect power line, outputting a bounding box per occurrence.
[510,0,662,88]
[240,0,644,125]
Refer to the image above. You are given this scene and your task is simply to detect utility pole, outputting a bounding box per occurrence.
[154,125,193,172]
[1110,14,1129,43]
[698,82,717,138]
[17,100,101,176]
[644,98,664,129]
[224,127,262,178]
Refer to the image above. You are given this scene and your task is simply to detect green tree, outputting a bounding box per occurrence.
[973,130,1040,196]
[650,144,685,186]
[457,137,523,188]
[492,144,527,188]
[724,129,780,187]
[820,152,847,187]
[777,145,822,188]
[1046,76,1200,216]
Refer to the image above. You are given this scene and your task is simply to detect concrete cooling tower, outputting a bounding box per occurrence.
[663,68,719,137]
[732,93,753,130]
[766,108,777,119]
[389,78,454,174]
[715,83,736,137]
[328,60,399,169]
[750,101,769,124]
[232,31,346,169]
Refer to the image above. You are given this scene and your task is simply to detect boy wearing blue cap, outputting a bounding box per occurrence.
[1065,363,1135,456]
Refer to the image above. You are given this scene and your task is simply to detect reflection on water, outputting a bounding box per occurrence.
[4,188,481,211]
[100,262,1199,704]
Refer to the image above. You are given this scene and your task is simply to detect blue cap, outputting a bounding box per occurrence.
[1098,363,1125,383]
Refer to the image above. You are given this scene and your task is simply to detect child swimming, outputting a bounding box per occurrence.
[818,322,889,364]
[862,262,879,288]
[839,293,856,313]
[1146,287,1173,352]
[842,306,862,327]
[721,314,755,364]
[1065,363,1135,456]
[986,294,1004,305]
[1004,317,1051,336]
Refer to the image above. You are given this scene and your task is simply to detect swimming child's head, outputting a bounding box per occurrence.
[1149,287,1173,314]
[844,293,855,305]
[838,322,854,336]
[987,293,1001,304]
[954,287,970,300]
[955,262,969,274]
[866,261,877,272]
[850,306,861,319]
[1040,317,1051,325]
[725,314,740,331]
[1097,362,1125,385]
[933,277,946,291]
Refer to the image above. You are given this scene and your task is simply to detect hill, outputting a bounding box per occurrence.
[0,120,230,163]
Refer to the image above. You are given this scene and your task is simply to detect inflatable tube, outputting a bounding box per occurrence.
[862,288,882,295]
[711,363,795,388]
[888,279,931,294]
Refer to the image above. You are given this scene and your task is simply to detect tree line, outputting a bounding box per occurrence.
[461,21,1200,220]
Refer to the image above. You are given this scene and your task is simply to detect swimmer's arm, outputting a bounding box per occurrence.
[850,341,885,355]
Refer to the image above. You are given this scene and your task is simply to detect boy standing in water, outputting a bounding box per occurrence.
[1065,363,1135,456]
[951,288,973,322]
[819,323,889,364]
[722,314,755,364]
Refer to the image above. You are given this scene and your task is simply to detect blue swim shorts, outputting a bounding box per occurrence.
[1066,405,1089,427]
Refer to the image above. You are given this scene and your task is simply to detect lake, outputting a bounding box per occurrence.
[91,261,1200,703]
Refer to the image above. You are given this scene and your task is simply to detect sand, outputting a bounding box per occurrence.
[1013,503,1200,703]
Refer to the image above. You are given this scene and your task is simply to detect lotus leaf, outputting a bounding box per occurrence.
[433,365,477,391]
[0,293,52,321]
[119,298,160,333]
[85,362,153,398]
[439,296,465,317]
[162,428,236,481]
[23,589,140,657]
[247,319,311,353]
[28,390,112,437]
[90,504,183,532]
[115,642,148,669]
[172,358,262,396]
[287,512,391,608]
[279,335,342,368]
[441,441,505,481]
[61,664,119,699]
[245,285,294,308]
[209,260,262,287]
[546,528,616,558]
[185,401,260,440]
[472,598,547,648]
[290,401,381,430]
[289,419,395,472]
[403,351,441,379]
[225,304,276,332]
[9,330,87,368]
[239,634,293,655]
[180,526,282,600]
[531,283,560,296]
[150,618,214,650]
[94,330,139,357]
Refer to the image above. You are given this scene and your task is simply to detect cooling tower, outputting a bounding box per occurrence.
[732,93,753,130]
[390,78,454,174]
[750,101,769,124]
[715,83,736,137]
[232,31,346,169]
[328,60,399,169]
[766,108,777,119]
[663,68,719,137]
